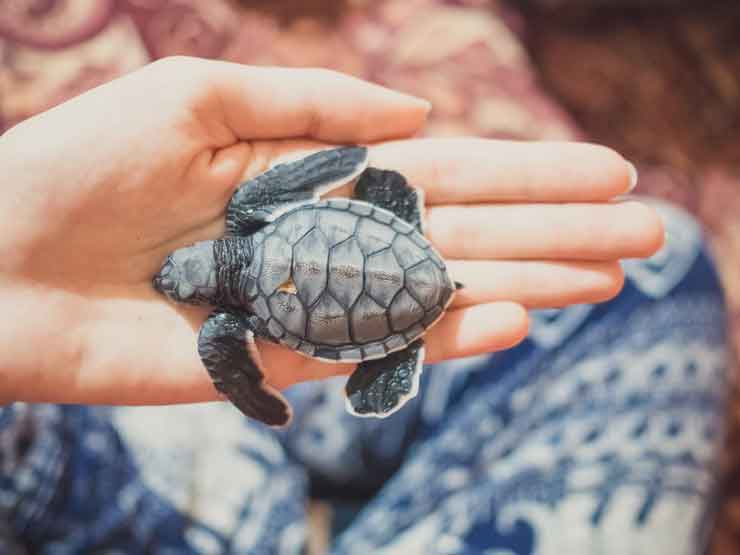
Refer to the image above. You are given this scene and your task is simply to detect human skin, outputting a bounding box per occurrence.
[0,57,663,407]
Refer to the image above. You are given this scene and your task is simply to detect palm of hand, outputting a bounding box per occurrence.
[0,66,255,404]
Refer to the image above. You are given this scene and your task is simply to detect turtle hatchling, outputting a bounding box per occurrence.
[153,147,457,426]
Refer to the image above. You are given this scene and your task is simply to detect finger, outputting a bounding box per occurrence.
[428,201,665,261]
[199,59,431,143]
[448,260,625,309]
[424,302,529,362]
[370,138,636,204]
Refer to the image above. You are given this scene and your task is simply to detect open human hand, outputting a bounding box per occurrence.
[0,57,663,407]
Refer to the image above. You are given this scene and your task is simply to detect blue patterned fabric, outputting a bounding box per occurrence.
[0,199,729,554]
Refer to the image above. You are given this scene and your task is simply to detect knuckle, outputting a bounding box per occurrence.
[137,56,214,113]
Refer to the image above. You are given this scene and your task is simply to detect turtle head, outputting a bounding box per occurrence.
[153,242,217,305]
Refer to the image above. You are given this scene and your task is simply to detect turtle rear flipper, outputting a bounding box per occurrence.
[199,309,292,427]
[227,146,368,236]
[345,340,425,418]
[354,168,425,233]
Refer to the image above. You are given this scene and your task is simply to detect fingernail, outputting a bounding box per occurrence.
[627,161,638,192]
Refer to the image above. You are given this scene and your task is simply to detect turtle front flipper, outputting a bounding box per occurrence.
[227,146,368,236]
[353,168,425,233]
[345,340,425,418]
[199,309,292,427]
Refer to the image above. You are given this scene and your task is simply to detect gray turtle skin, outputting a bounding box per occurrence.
[153,147,456,426]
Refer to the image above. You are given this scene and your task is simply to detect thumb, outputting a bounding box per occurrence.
[188,57,431,143]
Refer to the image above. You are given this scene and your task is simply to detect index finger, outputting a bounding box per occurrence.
[370,138,637,204]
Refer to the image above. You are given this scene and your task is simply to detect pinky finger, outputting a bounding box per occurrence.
[424,302,529,363]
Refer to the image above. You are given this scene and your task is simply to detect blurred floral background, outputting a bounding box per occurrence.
[1,0,738,551]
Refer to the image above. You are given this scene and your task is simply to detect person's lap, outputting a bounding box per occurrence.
[0,200,728,554]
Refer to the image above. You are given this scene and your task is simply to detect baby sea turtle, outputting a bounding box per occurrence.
[153,147,457,426]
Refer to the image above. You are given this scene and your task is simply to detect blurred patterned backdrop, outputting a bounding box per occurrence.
[1,0,738,551]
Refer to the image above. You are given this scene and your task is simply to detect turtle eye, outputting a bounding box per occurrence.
[278,277,298,294]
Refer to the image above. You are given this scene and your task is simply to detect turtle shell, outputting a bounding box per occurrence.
[244,198,455,362]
